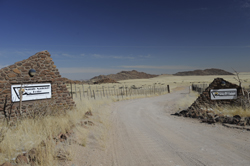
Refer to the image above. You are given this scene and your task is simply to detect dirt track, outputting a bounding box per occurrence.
[67,87,250,166]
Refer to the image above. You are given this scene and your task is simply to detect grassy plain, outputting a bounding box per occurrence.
[0,83,168,165]
[117,72,250,117]
[0,97,115,165]
[68,72,250,95]
[119,72,250,89]
[0,72,249,165]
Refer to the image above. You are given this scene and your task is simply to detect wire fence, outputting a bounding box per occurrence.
[67,83,171,100]
[191,83,209,94]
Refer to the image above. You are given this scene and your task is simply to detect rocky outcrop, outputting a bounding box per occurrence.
[93,78,118,84]
[173,68,234,76]
[91,70,158,82]
[60,77,87,84]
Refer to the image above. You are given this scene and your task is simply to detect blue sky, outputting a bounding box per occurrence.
[1,0,250,80]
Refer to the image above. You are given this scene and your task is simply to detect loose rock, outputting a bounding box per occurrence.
[0,162,12,166]
[16,154,28,164]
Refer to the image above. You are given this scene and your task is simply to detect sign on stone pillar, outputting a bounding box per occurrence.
[0,50,75,121]
[11,83,52,102]
[210,89,237,100]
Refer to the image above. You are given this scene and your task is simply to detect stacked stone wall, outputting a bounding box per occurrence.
[188,78,242,111]
[0,51,75,121]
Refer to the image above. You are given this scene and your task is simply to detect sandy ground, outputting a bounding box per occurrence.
[62,87,250,166]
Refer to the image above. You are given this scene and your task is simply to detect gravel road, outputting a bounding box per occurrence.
[67,87,250,166]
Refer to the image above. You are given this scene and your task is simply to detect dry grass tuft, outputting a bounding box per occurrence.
[175,91,199,111]
[212,105,250,117]
[0,77,183,165]
[74,126,88,147]
[0,97,107,165]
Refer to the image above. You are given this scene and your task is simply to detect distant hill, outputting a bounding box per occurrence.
[157,74,173,77]
[93,78,118,84]
[90,70,158,82]
[61,77,88,84]
[173,68,234,76]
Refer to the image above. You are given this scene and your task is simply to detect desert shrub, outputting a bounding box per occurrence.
[212,105,250,117]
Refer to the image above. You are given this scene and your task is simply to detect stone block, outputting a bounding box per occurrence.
[1,89,10,94]
[48,72,55,75]
[40,55,46,58]
[23,63,32,66]
[12,68,21,74]
[8,73,16,78]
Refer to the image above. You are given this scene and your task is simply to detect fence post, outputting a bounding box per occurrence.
[95,87,98,97]
[79,89,81,100]
[70,82,73,99]
[82,83,85,97]
[86,89,89,100]
[108,86,110,96]
[167,85,170,93]
[75,83,77,97]
[102,86,105,97]
[116,88,119,98]
[121,88,123,99]
[89,84,92,98]
[93,90,96,99]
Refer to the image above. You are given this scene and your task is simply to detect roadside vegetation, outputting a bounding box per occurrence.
[0,72,249,165]
[0,84,169,165]
[0,98,95,165]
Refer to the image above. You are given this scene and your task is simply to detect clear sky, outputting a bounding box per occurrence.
[1,0,250,80]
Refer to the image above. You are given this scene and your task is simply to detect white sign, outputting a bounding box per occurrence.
[11,83,51,102]
[210,89,237,100]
